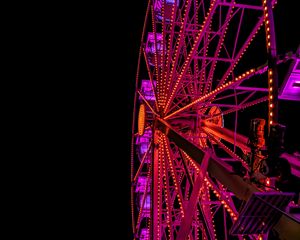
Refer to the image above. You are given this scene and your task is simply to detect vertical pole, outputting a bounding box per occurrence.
[234,89,238,153]
[223,207,228,240]
[152,130,160,240]
[264,0,278,135]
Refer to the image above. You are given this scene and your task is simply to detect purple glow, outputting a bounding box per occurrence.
[154,0,179,22]
[139,80,156,101]
[140,143,148,154]
[136,176,151,193]
[139,194,151,210]
[145,33,165,66]
[281,152,300,178]
[136,129,152,162]
[279,58,300,101]
[146,33,163,54]
[140,228,150,240]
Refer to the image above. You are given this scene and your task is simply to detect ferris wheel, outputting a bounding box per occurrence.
[131,0,300,239]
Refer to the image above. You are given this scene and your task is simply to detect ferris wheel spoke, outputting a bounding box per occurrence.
[150,5,170,110]
[180,150,217,239]
[210,2,276,93]
[216,17,265,88]
[164,0,220,114]
[151,6,161,82]
[152,133,190,238]
[204,64,270,110]
[203,95,269,122]
[176,152,210,240]
[204,2,235,95]
[164,2,177,89]
[167,0,192,94]
[163,135,187,213]
[197,1,211,95]
[181,156,215,239]
[164,68,255,120]
[201,181,218,239]
[191,0,200,97]
[202,88,267,111]
[208,89,249,103]
[218,1,277,88]
[202,121,250,153]
[158,2,171,110]
[205,130,250,170]
[178,149,195,186]
[231,8,244,60]
[226,96,269,117]
[162,152,175,239]
[167,135,218,239]
[176,3,241,97]
[206,177,239,220]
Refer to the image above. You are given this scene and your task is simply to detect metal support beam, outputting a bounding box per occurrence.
[176,153,210,240]
[155,118,300,239]
[195,56,234,62]
[203,121,251,153]
[265,0,279,133]
[152,130,160,240]
[156,118,256,200]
